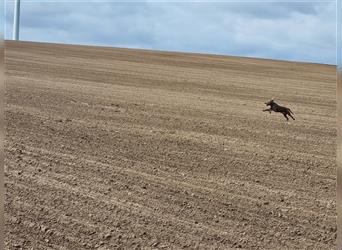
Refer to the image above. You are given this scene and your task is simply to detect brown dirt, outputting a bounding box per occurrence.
[5,40,337,249]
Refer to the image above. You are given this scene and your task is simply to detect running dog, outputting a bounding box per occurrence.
[263,99,295,121]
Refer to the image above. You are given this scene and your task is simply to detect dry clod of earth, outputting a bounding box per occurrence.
[5,40,336,249]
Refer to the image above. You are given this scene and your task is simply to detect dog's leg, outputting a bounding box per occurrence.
[283,113,289,121]
[263,108,271,113]
[289,114,295,120]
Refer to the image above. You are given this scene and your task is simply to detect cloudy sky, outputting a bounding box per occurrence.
[5,0,337,64]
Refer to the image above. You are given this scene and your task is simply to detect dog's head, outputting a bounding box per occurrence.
[265,99,274,106]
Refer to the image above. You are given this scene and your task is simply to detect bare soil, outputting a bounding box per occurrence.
[5,40,337,249]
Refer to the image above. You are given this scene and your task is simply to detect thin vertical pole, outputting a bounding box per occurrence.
[13,0,20,40]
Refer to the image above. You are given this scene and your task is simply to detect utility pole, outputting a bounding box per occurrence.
[13,0,20,40]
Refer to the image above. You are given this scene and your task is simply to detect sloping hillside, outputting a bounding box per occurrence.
[5,40,336,249]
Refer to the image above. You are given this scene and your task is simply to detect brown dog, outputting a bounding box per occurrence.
[263,100,295,121]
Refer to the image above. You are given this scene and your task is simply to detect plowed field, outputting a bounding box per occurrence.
[5,41,337,249]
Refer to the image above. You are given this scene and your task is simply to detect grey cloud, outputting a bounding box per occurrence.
[213,2,320,20]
